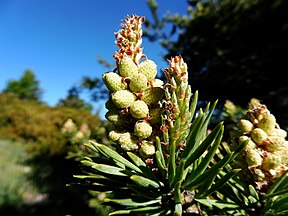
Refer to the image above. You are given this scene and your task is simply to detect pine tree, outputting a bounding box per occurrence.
[71,14,288,216]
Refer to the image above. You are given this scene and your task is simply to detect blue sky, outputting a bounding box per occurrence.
[0,0,188,117]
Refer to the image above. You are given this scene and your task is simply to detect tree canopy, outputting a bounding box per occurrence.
[3,70,43,102]
[144,0,288,129]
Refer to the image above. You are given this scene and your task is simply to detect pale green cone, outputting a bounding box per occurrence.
[270,128,287,138]
[139,141,155,158]
[238,136,257,150]
[118,57,138,78]
[118,132,139,151]
[108,130,122,142]
[239,119,254,134]
[248,98,261,109]
[130,100,149,119]
[230,101,288,192]
[148,79,164,88]
[224,100,238,117]
[134,121,153,139]
[141,87,165,105]
[139,59,157,80]
[245,149,263,167]
[111,90,136,108]
[129,73,148,93]
[262,154,281,171]
[102,72,127,92]
[257,113,276,135]
[265,136,287,152]
[251,128,268,145]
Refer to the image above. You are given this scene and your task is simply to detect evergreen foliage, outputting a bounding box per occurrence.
[72,14,288,215]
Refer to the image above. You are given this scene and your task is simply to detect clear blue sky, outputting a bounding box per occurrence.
[0,0,188,117]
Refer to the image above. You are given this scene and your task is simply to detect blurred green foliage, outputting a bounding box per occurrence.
[0,93,105,157]
[0,92,111,215]
[3,70,43,102]
[0,139,29,212]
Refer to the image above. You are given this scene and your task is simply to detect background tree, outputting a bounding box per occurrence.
[3,69,43,102]
[0,68,110,215]
[57,86,93,112]
[144,0,288,130]
[0,92,110,216]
